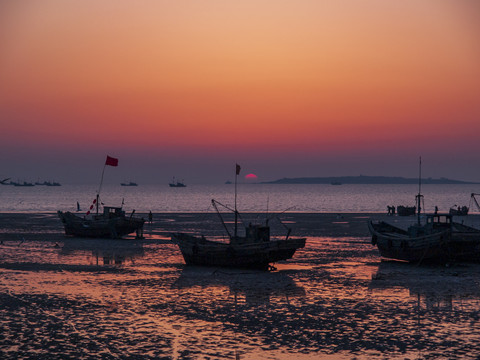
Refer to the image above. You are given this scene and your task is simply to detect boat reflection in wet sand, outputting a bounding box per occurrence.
[173,267,306,305]
[172,164,306,270]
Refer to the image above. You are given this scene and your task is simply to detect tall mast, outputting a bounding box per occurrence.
[234,164,240,239]
[416,156,422,225]
[97,164,107,215]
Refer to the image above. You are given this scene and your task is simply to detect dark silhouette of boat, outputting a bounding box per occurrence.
[57,156,145,239]
[35,180,61,186]
[396,205,416,216]
[369,214,452,263]
[449,206,469,216]
[171,164,306,270]
[58,206,145,239]
[369,158,480,263]
[448,193,480,216]
[0,178,11,185]
[121,181,138,186]
[12,181,34,187]
[169,177,186,187]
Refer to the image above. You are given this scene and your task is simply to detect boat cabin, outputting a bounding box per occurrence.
[103,206,126,218]
[426,213,452,226]
[231,224,270,244]
[408,213,452,237]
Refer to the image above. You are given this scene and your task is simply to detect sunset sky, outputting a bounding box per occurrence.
[1,0,479,183]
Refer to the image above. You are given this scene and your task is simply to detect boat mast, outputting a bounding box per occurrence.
[97,165,107,215]
[234,164,240,239]
[97,155,118,215]
[416,156,423,225]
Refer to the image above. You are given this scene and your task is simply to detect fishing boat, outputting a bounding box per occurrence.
[396,205,416,216]
[368,214,452,263]
[121,181,138,186]
[171,164,306,270]
[369,158,480,263]
[448,193,480,216]
[169,177,186,187]
[12,181,34,187]
[370,157,447,262]
[58,156,145,239]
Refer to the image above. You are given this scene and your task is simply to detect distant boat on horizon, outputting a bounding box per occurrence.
[35,179,61,186]
[12,180,35,187]
[121,181,138,186]
[169,177,186,187]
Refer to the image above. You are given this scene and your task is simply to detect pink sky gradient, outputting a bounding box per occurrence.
[1,0,479,183]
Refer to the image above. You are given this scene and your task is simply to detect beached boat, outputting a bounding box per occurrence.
[396,205,416,216]
[58,206,145,239]
[449,205,469,216]
[448,193,480,216]
[57,156,145,239]
[371,157,448,262]
[369,213,480,263]
[370,159,480,263]
[169,177,186,187]
[171,165,306,270]
[369,215,452,263]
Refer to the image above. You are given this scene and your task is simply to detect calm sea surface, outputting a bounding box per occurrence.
[1,183,478,213]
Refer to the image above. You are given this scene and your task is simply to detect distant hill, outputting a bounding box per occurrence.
[261,175,479,185]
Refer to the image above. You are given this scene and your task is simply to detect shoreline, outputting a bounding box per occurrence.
[1,212,480,242]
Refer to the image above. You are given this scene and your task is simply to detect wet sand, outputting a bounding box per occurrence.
[3,212,479,242]
[1,212,480,359]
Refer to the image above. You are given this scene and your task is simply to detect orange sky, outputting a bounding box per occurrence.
[1,0,479,182]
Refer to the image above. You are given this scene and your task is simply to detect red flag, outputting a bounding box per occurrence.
[105,156,118,167]
[236,164,241,175]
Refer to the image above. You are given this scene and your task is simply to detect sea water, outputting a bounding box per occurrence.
[0,183,478,213]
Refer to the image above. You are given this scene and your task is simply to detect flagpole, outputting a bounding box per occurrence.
[97,164,107,215]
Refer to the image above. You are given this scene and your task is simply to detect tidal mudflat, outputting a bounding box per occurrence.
[1,213,480,359]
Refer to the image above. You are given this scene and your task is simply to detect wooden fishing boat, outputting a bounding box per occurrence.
[369,214,480,263]
[58,156,145,239]
[169,177,186,187]
[58,206,144,239]
[370,157,480,263]
[449,206,469,216]
[368,215,451,263]
[172,224,306,270]
[370,158,453,263]
[396,205,416,216]
[171,164,306,270]
[121,181,138,186]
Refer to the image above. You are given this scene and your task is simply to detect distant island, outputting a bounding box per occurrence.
[261,175,479,185]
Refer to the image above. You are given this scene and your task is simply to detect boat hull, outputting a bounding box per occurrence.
[172,233,306,270]
[58,211,145,239]
[368,221,451,263]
